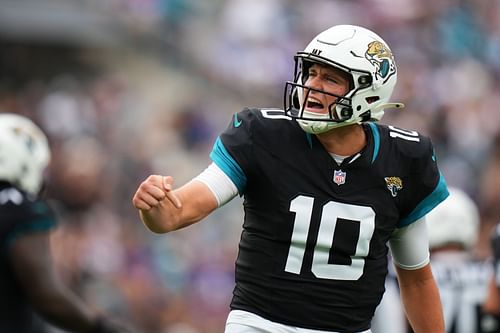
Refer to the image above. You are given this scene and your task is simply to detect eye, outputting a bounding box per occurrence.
[308,70,317,78]
[326,76,340,84]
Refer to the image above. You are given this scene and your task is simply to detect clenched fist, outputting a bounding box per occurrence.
[132,175,182,210]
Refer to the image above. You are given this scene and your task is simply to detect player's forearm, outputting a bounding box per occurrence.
[401,280,444,332]
[140,183,217,234]
[37,295,126,333]
[397,265,444,333]
[38,295,97,331]
[27,277,101,332]
[12,234,104,332]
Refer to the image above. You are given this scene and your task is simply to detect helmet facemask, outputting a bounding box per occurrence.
[285,82,353,134]
[284,58,363,134]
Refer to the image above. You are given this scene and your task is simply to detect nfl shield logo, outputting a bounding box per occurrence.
[333,170,346,186]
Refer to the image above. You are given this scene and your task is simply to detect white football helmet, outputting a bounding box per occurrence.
[426,187,480,250]
[0,113,51,195]
[284,24,404,134]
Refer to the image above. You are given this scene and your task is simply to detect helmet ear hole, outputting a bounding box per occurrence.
[359,111,371,121]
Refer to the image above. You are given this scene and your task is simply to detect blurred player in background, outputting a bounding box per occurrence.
[373,187,490,333]
[133,24,448,333]
[425,187,490,333]
[0,113,135,333]
[481,224,500,333]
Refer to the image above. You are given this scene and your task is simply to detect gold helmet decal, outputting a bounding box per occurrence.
[365,41,396,80]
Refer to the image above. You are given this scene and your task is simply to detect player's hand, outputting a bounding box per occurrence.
[132,175,182,210]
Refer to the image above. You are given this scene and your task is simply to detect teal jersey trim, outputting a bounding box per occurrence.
[305,133,313,148]
[4,218,56,249]
[398,173,449,227]
[367,123,380,164]
[210,136,247,194]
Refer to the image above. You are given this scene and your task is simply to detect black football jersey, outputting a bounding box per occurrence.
[0,182,56,333]
[210,108,449,332]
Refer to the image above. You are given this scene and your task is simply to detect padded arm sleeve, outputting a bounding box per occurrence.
[389,217,430,270]
[193,162,238,207]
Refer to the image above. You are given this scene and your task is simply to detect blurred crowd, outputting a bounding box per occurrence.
[1,0,500,332]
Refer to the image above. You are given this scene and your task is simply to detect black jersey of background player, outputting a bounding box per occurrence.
[0,182,56,332]
[210,108,449,332]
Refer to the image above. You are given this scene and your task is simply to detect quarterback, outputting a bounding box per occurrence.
[133,25,449,333]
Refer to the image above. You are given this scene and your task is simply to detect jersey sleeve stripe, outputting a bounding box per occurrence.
[4,218,55,248]
[367,123,380,164]
[209,136,247,194]
[398,173,450,227]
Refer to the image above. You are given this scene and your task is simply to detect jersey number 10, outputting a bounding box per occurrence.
[285,195,376,280]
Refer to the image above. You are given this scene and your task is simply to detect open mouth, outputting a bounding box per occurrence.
[306,99,324,111]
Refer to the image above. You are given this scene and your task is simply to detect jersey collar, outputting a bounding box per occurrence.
[302,122,380,168]
[336,123,379,168]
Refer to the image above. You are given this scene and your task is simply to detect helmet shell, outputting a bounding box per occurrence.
[0,113,51,195]
[285,25,398,133]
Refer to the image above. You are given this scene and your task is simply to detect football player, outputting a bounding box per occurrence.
[426,187,490,333]
[0,113,134,333]
[133,25,449,333]
[481,224,500,333]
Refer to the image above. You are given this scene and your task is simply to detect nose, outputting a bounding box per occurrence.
[305,80,324,101]
[307,75,323,90]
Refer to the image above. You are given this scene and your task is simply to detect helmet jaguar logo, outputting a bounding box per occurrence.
[385,176,403,197]
[13,127,36,153]
[365,41,395,80]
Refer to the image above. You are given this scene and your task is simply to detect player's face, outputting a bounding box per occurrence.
[303,64,350,115]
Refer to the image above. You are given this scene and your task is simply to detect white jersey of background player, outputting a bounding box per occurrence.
[428,187,490,333]
[372,187,490,333]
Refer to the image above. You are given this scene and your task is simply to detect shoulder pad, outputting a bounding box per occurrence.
[0,186,54,221]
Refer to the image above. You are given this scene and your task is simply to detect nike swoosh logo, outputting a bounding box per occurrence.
[233,114,242,128]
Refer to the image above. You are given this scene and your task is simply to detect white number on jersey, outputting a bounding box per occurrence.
[388,125,420,142]
[285,195,375,280]
[260,109,292,120]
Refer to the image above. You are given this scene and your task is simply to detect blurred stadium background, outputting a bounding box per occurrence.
[1,0,500,332]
